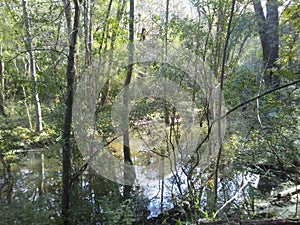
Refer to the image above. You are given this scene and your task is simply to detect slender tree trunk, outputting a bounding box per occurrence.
[253,0,279,87]
[0,45,5,116]
[123,0,135,199]
[22,0,43,132]
[99,0,113,106]
[98,0,113,56]
[99,0,127,106]
[6,163,13,204]
[61,0,80,224]
[38,153,45,196]
[22,86,33,129]
[215,0,235,208]
[83,0,94,67]
[160,0,170,213]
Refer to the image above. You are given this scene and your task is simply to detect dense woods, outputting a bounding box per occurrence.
[0,0,299,224]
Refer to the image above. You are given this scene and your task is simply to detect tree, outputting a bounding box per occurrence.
[214,0,236,213]
[83,0,94,67]
[123,0,135,199]
[61,0,80,224]
[253,0,280,87]
[0,0,299,224]
[0,44,4,116]
[22,0,43,131]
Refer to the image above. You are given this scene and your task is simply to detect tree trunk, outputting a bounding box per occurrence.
[213,0,236,213]
[99,0,113,106]
[98,0,113,56]
[253,0,279,87]
[22,86,33,130]
[38,153,45,196]
[22,0,43,132]
[0,44,5,116]
[83,0,94,67]
[123,0,135,199]
[99,0,126,106]
[61,0,80,224]
[160,0,170,213]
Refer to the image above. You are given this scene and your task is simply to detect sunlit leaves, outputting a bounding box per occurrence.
[278,1,300,73]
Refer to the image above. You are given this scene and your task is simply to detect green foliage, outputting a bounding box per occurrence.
[96,104,115,140]
[0,194,60,225]
[0,0,299,223]
[66,183,150,225]
[279,1,300,73]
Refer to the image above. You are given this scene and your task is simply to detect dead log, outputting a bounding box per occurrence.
[198,218,300,225]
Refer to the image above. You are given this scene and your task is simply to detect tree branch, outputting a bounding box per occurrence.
[223,79,300,119]
[6,48,68,65]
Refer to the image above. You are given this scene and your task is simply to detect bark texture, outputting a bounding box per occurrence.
[22,0,43,131]
[61,0,80,224]
[0,45,4,116]
[123,0,135,199]
[253,0,279,87]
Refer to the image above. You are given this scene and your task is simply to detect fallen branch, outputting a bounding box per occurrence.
[198,218,300,225]
[270,185,300,203]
